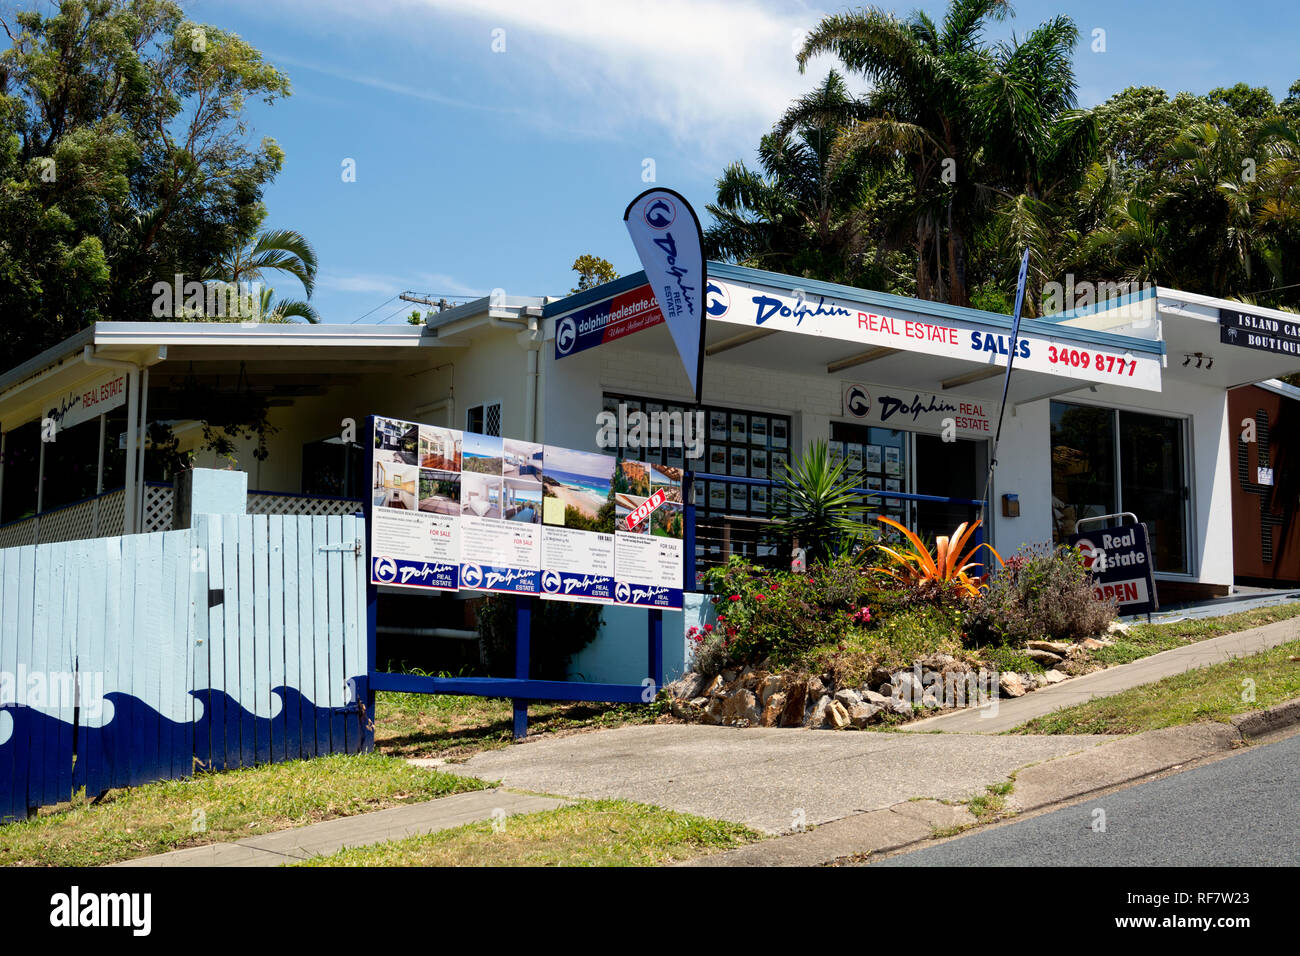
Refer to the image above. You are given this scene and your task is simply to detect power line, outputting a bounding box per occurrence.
[349,294,400,325]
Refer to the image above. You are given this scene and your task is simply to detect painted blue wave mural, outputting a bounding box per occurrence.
[0,680,372,824]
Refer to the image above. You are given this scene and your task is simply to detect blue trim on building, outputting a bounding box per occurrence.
[543,261,1165,356]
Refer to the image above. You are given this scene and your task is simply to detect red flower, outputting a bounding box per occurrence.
[704,624,714,633]
[807,578,815,585]
[717,614,726,622]
[729,594,741,602]
[726,626,736,637]
[755,594,766,602]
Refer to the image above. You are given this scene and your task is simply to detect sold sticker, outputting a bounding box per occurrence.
[625,489,666,531]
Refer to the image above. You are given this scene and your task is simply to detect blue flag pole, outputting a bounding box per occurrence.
[979,247,1032,517]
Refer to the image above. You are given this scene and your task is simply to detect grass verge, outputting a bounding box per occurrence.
[1013,638,1300,735]
[0,752,489,867]
[294,799,761,867]
[375,690,663,760]
[1091,602,1300,667]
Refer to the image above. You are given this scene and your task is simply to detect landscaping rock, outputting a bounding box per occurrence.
[1107,621,1130,635]
[757,674,786,706]
[1021,672,1040,691]
[1027,640,1072,655]
[761,692,787,727]
[702,674,725,698]
[721,669,738,683]
[671,696,702,720]
[999,672,1027,698]
[921,692,941,709]
[703,696,726,725]
[920,653,956,670]
[877,682,894,699]
[863,689,892,707]
[1080,637,1107,651]
[669,672,707,701]
[781,681,808,727]
[827,700,851,729]
[739,668,761,689]
[809,694,832,728]
[834,688,862,708]
[896,672,924,702]
[1042,669,1068,685]
[869,665,894,687]
[722,688,761,724]
[807,675,828,699]
[848,701,882,727]
[888,697,913,716]
[1025,648,1065,666]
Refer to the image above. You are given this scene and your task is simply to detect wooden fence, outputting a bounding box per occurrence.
[0,513,370,823]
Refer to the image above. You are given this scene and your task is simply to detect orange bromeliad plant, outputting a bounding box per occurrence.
[873,517,1003,596]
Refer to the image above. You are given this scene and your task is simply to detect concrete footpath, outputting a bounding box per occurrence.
[113,789,569,867]
[444,724,1107,833]
[903,614,1300,734]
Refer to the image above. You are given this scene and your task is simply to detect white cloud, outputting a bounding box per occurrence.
[245,0,838,160]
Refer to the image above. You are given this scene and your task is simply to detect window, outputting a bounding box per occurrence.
[466,401,501,437]
[1051,401,1190,573]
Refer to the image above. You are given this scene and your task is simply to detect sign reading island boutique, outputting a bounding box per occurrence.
[1220,308,1300,356]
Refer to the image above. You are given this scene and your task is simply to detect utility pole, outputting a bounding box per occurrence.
[400,292,453,311]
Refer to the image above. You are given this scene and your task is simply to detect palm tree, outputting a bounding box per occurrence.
[705,71,882,285]
[795,0,1091,307]
[203,227,319,321]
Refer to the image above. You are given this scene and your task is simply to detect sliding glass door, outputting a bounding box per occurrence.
[1051,401,1190,573]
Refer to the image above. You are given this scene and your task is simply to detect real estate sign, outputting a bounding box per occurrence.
[1069,522,1159,616]
[367,416,683,608]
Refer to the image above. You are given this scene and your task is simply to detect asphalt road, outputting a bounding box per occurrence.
[873,731,1300,866]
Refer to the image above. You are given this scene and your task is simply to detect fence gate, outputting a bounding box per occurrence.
[0,513,370,823]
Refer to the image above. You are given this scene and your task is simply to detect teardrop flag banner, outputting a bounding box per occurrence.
[623,187,708,403]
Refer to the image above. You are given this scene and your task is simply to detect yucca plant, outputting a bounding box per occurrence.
[874,517,1003,597]
[773,440,875,563]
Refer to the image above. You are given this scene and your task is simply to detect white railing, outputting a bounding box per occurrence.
[0,484,361,547]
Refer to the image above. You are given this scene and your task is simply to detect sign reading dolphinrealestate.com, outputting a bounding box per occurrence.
[1069,522,1159,616]
[367,416,683,609]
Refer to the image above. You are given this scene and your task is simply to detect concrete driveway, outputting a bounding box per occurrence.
[445,724,1106,833]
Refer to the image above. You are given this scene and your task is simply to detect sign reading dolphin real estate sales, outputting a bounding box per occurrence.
[613,459,685,609]
[539,445,617,603]
[704,275,1163,392]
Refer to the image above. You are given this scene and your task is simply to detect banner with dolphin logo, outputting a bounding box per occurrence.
[623,187,708,403]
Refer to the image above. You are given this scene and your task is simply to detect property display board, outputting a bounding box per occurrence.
[369,415,683,608]
[1069,522,1159,615]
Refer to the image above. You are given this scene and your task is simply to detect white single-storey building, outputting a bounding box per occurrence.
[1,264,1296,683]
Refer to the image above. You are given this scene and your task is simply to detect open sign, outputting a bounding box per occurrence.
[625,489,666,531]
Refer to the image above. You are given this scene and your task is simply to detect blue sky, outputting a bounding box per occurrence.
[192,0,1300,325]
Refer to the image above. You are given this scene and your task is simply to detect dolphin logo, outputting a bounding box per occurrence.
[556,316,577,355]
[542,570,561,592]
[615,581,632,603]
[373,556,398,583]
[644,198,675,230]
[846,385,870,418]
[706,280,729,318]
[461,564,483,589]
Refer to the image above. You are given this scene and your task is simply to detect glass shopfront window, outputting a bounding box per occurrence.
[1051,401,1190,574]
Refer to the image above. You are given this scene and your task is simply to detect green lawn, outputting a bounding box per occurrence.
[1013,638,1300,735]
[1089,602,1300,667]
[294,799,761,867]
[0,752,489,867]
[375,690,663,759]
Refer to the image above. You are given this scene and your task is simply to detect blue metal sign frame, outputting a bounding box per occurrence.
[362,416,664,739]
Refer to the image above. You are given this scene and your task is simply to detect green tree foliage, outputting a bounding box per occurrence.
[0,0,292,361]
[570,254,618,293]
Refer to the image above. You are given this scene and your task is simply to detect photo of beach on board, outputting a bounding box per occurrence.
[542,445,615,533]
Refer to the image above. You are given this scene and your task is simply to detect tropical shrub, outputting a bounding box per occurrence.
[701,555,883,665]
[964,545,1118,647]
[773,440,877,563]
[873,518,1002,598]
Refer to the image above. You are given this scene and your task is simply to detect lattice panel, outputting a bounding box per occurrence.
[0,519,36,550]
[246,493,362,517]
[143,485,175,534]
